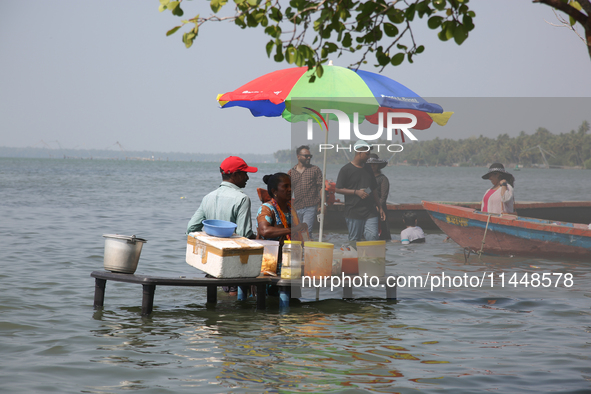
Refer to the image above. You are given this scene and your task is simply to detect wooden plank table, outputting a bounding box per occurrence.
[91,271,270,316]
[91,271,397,316]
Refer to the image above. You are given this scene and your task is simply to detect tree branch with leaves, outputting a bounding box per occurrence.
[534,0,591,60]
[160,0,476,77]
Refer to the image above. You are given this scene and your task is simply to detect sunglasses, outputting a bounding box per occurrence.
[300,154,313,159]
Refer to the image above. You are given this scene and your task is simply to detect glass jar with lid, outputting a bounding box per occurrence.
[281,240,302,279]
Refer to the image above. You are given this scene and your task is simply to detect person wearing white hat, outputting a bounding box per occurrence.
[335,140,386,241]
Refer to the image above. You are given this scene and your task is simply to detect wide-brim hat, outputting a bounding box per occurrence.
[366,154,387,169]
[482,162,512,179]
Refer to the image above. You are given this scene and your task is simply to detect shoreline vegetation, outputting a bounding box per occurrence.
[0,146,274,163]
[274,121,591,169]
[4,121,590,169]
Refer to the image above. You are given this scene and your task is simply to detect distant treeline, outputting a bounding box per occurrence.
[274,121,591,169]
[0,146,274,163]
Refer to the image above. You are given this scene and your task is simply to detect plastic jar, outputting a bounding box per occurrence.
[332,248,343,276]
[281,240,302,279]
[304,241,334,278]
[357,240,386,277]
[253,240,280,275]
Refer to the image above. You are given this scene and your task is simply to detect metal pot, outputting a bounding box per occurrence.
[103,234,147,274]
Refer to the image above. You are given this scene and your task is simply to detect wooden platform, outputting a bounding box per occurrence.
[91,271,397,316]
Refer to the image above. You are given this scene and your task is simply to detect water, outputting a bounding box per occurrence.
[1,157,590,393]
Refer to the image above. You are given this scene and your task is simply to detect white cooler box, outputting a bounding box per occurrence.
[186,232,264,278]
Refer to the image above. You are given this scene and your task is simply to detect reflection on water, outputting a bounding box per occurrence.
[171,304,448,392]
[87,280,591,394]
[88,301,461,392]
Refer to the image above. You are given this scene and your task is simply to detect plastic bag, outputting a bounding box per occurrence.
[261,253,277,275]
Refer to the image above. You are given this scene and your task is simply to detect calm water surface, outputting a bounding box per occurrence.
[1,158,590,393]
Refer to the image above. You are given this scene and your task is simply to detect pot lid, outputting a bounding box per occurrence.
[103,234,147,243]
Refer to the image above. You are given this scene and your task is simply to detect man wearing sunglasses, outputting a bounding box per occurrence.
[288,145,323,235]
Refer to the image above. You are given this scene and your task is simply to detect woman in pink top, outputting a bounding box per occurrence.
[481,163,515,214]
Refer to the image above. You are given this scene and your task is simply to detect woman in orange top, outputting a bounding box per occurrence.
[256,173,308,282]
[256,173,308,241]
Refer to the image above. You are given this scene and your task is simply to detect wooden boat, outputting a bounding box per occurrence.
[422,201,591,259]
[324,201,591,231]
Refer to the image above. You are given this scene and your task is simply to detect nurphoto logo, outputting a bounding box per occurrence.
[304,108,418,152]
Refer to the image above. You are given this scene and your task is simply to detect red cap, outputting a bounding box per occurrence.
[220,156,258,174]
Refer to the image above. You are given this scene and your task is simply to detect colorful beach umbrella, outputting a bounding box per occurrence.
[217,65,452,132]
[217,65,452,242]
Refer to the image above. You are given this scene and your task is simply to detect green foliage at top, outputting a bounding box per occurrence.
[275,121,591,168]
[160,0,476,75]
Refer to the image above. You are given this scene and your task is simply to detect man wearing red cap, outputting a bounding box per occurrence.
[187,156,258,238]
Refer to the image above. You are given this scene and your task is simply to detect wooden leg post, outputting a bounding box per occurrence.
[206,285,217,304]
[386,282,397,300]
[290,282,302,299]
[94,278,106,309]
[342,281,354,299]
[142,284,156,316]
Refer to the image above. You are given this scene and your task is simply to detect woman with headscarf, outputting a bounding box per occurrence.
[481,163,515,214]
[366,153,392,240]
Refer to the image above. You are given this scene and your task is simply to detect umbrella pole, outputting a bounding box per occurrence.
[318,127,328,243]
[317,126,329,301]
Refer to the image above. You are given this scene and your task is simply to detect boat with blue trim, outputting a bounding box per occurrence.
[323,200,591,231]
[422,201,591,259]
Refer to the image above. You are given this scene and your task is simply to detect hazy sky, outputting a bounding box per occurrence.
[1,1,590,154]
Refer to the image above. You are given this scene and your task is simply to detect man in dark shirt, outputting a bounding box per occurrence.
[335,140,386,241]
[288,145,323,235]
